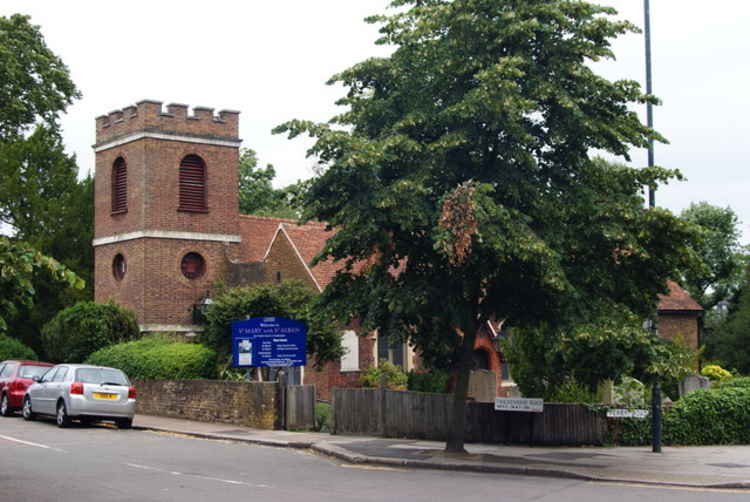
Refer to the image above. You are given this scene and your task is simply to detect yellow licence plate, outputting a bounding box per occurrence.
[93,393,118,400]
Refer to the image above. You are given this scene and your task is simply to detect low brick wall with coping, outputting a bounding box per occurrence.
[134,379,279,429]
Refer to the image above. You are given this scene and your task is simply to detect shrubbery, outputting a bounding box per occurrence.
[360,361,407,389]
[701,364,732,382]
[0,334,38,361]
[613,386,750,446]
[42,301,139,363]
[85,337,218,380]
[407,369,450,393]
[718,376,750,389]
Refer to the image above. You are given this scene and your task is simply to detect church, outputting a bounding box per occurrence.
[92,100,701,399]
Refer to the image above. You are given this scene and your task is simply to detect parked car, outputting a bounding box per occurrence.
[0,360,54,417]
[22,364,136,429]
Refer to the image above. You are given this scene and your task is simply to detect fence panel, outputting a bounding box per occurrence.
[286,385,315,430]
[332,388,607,445]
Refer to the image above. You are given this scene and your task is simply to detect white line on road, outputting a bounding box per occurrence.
[0,434,66,453]
[125,463,272,488]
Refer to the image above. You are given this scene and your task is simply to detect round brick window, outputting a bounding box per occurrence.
[112,254,127,281]
[181,252,206,280]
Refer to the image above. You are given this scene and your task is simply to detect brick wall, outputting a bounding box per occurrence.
[264,231,319,290]
[134,380,279,429]
[305,332,376,401]
[657,312,700,351]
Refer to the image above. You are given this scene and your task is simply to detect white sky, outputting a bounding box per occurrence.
[2,1,749,243]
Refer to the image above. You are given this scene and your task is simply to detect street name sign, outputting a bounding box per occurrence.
[494,397,544,413]
[231,317,307,368]
[606,408,649,419]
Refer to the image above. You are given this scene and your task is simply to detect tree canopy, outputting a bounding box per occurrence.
[276,0,697,451]
[238,147,304,219]
[679,202,746,311]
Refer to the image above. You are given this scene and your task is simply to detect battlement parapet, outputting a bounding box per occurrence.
[96,100,240,145]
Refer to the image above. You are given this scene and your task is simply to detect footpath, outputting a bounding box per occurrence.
[135,414,750,489]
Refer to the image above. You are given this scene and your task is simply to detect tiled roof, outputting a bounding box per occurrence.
[278,222,340,291]
[657,280,703,312]
[237,215,293,262]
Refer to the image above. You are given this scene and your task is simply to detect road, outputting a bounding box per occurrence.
[0,416,746,502]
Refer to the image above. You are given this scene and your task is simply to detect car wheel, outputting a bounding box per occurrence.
[22,397,35,421]
[56,401,71,428]
[116,418,133,429]
[0,394,11,417]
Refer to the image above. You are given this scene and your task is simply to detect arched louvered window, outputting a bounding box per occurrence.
[111,157,127,214]
[179,155,207,212]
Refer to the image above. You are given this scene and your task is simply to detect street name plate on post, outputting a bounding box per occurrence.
[494,397,544,413]
[606,408,649,419]
[231,317,307,368]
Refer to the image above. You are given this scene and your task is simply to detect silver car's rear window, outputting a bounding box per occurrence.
[75,368,129,386]
[18,365,51,379]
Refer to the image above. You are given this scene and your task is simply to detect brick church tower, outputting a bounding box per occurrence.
[93,100,242,332]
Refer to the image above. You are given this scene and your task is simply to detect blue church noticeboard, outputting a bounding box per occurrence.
[231,317,307,368]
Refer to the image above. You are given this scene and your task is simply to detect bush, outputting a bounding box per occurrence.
[717,376,750,389]
[701,364,732,382]
[314,402,332,432]
[612,387,750,446]
[547,378,598,403]
[0,334,38,361]
[85,337,217,380]
[42,301,139,363]
[407,369,450,393]
[360,361,407,389]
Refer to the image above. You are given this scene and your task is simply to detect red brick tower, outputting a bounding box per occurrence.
[93,100,241,333]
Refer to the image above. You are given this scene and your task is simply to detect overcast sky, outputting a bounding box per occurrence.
[2,1,749,242]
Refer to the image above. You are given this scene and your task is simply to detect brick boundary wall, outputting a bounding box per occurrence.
[134,380,279,429]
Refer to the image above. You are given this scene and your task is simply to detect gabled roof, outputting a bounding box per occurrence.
[237,215,297,263]
[657,280,703,312]
[276,222,339,291]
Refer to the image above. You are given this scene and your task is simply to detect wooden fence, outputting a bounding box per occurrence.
[332,388,607,446]
[285,384,315,430]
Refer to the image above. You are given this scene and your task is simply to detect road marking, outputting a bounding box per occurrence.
[0,434,65,453]
[125,463,271,488]
[590,481,748,494]
[339,463,408,472]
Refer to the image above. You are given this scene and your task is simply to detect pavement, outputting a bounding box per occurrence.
[134,414,750,489]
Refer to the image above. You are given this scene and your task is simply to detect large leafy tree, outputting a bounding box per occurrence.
[0,13,84,349]
[276,0,696,452]
[238,148,302,218]
[679,202,746,311]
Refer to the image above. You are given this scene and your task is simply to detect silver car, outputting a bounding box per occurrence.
[22,364,136,429]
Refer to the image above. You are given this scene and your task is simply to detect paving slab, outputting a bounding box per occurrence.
[133,414,750,489]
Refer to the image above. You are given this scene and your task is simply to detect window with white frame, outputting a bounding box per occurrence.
[340,330,359,371]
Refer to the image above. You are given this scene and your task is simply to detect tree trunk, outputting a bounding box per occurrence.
[445,327,478,453]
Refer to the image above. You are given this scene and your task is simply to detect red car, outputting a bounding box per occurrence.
[0,360,54,416]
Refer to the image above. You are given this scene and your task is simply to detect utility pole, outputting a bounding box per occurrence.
[644,0,662,454]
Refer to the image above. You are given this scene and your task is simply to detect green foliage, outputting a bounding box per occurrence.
[717,377,750,389]
[705,271,750,375]
[701,364,732,382]
[0,237,83,336]
[0,14,80,140]
[547,379,598,404]
[407,369,450,393]
[360,360,408,389]
[0,334,38,361]
[613,376,646,408]
[85,336,217,380]
[201,280,343,367]
[238,148,301,218]
[505,315,696,399]
[679,202,746,311]
[41,301,139,363]
[314,402,332,432]
[275,0,698,450]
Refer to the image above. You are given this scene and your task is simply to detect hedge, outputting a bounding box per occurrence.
[615,386,750,446]
[0,335,38,361]
[718,377,750,389]
[85,337,217,380]
[42,301,139,363]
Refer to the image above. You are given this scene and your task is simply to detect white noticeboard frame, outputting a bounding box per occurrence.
[494,397,544,413]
